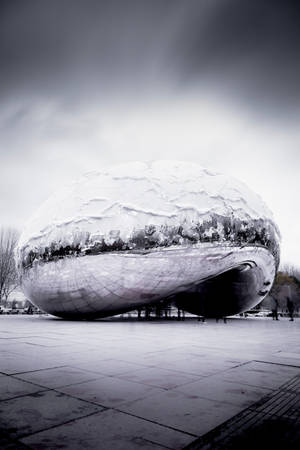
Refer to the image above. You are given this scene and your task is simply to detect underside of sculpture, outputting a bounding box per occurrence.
[16,161,280,319]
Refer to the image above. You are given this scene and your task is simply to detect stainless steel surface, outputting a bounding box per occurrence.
[16,162,280,319]
[21,244,276,318]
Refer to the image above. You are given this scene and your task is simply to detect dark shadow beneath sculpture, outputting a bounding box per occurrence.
[174,263,268,318]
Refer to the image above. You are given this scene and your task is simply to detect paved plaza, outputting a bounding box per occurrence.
[0,315,299,449]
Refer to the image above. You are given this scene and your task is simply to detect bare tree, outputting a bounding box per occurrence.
[280,263,300,282]
[0,227,19,305]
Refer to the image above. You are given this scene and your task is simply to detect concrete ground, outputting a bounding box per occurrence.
[0,315,299,449]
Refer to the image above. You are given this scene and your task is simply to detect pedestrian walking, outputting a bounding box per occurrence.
[271,296,279,320]
[216,315,227,323]
[287,297,295,321]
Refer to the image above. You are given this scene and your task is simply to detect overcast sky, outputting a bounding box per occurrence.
[0,0,299,266]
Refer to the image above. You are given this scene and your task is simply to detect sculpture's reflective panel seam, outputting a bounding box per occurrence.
[16,161,280,319]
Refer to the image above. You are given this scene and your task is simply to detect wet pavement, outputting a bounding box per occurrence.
[0,315,299,449]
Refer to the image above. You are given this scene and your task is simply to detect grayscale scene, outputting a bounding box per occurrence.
[0,1,299,449]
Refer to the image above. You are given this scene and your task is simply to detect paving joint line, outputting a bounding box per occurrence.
[113,405,199,438]
[253,359,300,369]
[0,375,111,411]
[0,389,50,403]
[183,372,300,449]
[7,409,109,441]
[9,365,68,375]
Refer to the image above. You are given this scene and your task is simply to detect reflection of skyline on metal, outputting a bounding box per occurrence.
[16,161,280,319]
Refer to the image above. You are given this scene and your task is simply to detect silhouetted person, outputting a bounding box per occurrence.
[271,296,279,320]
[287,297,295,321]
[199,299,206,322]
[216,315,227,323]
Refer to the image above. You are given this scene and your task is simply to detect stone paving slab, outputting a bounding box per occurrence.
[0,353,65,375]
[0,390,103,439]
[185,374,300,449]
[57,375,164,408]
[20,408,194,450]
[118,388,244,437]
[70,357,153,376]
[0,374,43,401]
[132,353,244,377]
[118,366,202,390]
[14,365,105,389]
[174,375,273,408]
[0,316,299,449]
[205,361,300,392]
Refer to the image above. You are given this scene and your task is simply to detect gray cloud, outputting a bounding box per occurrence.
[0,0,299,115]
[0,0,299,265]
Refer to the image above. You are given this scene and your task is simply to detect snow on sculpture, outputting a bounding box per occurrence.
[16,161,280,319]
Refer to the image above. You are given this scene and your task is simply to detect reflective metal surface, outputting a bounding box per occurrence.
[16,162,280,319]
[21,243,276,318]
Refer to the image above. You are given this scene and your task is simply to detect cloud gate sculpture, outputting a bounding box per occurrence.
[16,161,280,319]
